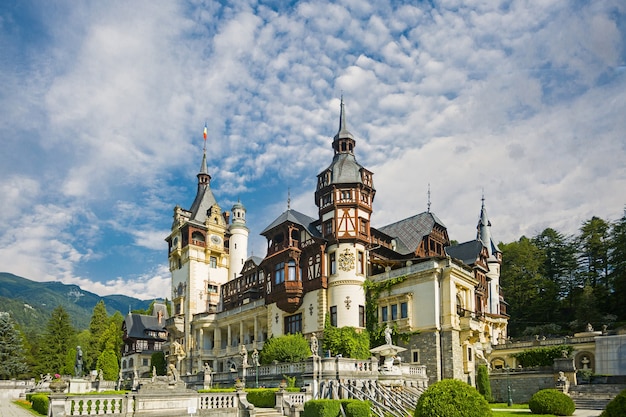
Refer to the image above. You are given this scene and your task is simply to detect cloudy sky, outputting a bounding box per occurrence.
[1,0,624,300]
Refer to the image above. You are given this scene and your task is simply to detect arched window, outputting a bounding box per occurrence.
[456,294,464,316]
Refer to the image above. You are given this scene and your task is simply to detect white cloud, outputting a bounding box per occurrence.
[0,0,624,301]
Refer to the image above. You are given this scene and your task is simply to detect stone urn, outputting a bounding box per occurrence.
[49,379,67,393]
[235,379,245,391]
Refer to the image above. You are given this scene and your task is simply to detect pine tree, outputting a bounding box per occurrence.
[610,208,626,320]
[38,306,75,376]
[86,300,109,372]
[0,313,29,379]
[96,349,119,381]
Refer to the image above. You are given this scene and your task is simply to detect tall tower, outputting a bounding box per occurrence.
[476,197,502,315]
[228,201,249,280]
[165,147,231,372]
[314,98,375,328]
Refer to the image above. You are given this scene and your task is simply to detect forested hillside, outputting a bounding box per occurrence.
[500,208,626,337]
[0,272,153,332]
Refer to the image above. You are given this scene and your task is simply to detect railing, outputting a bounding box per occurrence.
[50,392,245,417]
[61,395,128,416]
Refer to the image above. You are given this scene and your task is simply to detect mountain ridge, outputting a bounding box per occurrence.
[0,272,157,331]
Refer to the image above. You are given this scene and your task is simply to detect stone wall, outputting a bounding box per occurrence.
[410,331,440,385]
[490,369,555,403]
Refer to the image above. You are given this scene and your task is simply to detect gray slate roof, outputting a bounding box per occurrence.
[377,212,447,255]
[445,240,484,266]
[124,313,167,341]
[323,153,365,185]
[261,209,320,237]
[189,187,217,223]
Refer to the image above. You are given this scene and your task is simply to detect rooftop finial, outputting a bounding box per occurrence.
[287,187,291,210]
[427,183,431,213]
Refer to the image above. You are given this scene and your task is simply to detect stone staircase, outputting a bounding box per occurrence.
[569,384,626,410]
[255,407,285,417]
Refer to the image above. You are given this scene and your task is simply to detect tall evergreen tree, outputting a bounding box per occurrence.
[500,236,547,336]
[0,313,29,379]
[578,216,611,315]
[533,228,579,317]
[38,306,75,375]
[609,208,626,320]
[96,349,119,381]
[87,300,109,372]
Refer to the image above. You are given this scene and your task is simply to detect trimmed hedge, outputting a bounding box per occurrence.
[341,399,372,417]
[301,399,371,417]
[414,379,492,417]
[528,389,575,416]
[31,394,49,416]
[512,345,574,367]
[302,399,341,417]
[600,388,626,417]
[247,389,276,408]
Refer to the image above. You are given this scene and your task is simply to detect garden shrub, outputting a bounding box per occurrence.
[246,389,276,408]
[477,364,493,402]
[600,388,626,417]
[512,345,574,367]
[340,399,371,417]
[528,389,575,416]
[414,379,492,417]
[302,399,341,417]
[259,334,311,364]
[31,394,49,415]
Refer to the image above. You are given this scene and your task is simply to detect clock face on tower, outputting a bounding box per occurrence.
[210,234,222,245]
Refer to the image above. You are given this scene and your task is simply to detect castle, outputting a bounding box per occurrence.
[164,99,508,386]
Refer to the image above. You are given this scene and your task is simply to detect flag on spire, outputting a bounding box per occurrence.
[203,122,208,141]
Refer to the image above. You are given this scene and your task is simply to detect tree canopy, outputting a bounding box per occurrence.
[500,208,626,337]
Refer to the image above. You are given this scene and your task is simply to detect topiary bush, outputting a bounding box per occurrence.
[259,334,311,364]
[414,379,492,417]
[528,389,575,416]
[31,394,49,415]
[302,399,341,417]
[246,388,276,408]
[600,388,626,417]
[340,399,371,417]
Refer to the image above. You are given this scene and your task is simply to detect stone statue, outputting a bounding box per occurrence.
[310,333,319,357]
[98,369,103,381]
[556,371,570,393]
[586,323,594,332]
[251,349,260,367]
[172,340,186,360]
[384,324,393,345]
[168,363,179,383]
[74,346,83,377]
[203,363,212,388]
[240,344,249,367]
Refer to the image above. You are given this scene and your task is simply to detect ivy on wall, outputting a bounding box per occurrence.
[363,275,419,346]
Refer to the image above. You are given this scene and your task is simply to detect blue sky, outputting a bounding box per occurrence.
[1,1,625,300]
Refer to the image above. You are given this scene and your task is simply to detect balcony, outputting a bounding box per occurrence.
[273,280,304,313]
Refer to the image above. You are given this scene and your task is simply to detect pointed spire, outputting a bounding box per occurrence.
[427,183,431,213]
[332,96,356,154]
[287,187,291,210]
[477,193,493,257]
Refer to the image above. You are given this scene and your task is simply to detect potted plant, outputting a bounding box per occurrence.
[49,374,67,393]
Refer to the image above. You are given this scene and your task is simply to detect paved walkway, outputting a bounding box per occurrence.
[0,398,36,417]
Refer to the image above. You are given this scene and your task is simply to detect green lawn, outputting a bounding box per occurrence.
[491,403,529,409]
